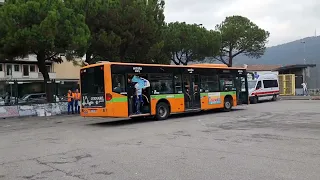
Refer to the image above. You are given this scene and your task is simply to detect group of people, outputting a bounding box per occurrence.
[127,75,149,114]
[67,89,81,114]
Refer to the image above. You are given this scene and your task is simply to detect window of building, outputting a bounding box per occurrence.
[30,65,36,72]
[23,65,29,76]
[14,64,20,72]
[200,75,219,92]
[46,65,51,72]
[149,73,173,94]
[174,75,183,93]
[6,64,12,76]
[263,80,278,88]
[112,74,125,93]
[0,64,3,71]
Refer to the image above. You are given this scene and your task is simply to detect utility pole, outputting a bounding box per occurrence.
[301,41,306,85]
[301,41,306,64]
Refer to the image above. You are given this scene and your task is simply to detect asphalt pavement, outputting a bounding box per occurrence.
[0,100,320,180]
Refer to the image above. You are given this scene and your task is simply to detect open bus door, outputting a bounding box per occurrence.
[126,73,151,116]
[235,70,249,105]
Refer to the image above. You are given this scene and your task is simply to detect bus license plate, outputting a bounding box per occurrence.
[90,110,97,113]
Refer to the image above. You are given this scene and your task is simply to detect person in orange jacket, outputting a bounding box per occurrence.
[73,89,81,114]
[67,90,74,114]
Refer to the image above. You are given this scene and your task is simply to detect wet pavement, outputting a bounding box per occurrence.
[0,100,320,180]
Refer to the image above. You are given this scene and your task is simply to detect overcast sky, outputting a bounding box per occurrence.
[164,0,320,47]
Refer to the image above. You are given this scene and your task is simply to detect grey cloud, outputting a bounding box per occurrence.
[164,0,320,46]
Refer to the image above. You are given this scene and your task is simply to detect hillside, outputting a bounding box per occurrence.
[234,36,320,65]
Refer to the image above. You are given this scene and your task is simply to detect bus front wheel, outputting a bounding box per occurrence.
[155,102,170,120]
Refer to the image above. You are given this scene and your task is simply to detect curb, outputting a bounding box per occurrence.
[279,97,320,100]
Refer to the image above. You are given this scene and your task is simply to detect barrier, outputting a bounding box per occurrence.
[0,102,69,119]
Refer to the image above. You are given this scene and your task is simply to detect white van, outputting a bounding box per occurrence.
[248,74,279,104]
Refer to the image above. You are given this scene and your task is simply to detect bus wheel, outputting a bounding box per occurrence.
[155,102,170,120]
[223,97,233,112]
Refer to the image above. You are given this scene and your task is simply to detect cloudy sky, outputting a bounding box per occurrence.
[164,0,320,47]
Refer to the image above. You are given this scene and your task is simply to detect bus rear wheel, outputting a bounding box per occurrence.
[155,102,170,120]
[223,97,233,112]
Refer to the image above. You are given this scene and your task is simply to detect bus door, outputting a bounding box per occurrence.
[183,74,201,110]
[235,73,249,105]
[126,74,151,116]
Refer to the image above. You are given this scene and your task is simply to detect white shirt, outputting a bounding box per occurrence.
[135,83,142,95]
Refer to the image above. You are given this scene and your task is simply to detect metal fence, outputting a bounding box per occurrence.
[278,74,295,96]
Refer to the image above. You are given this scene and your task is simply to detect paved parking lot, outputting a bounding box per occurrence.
[0,100,320,180]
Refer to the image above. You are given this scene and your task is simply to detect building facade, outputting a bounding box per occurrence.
[0,55,82,98]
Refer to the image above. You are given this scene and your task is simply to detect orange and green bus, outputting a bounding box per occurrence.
[80,62,249,120]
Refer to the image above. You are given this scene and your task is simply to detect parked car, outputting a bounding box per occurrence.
[19,93,60,104]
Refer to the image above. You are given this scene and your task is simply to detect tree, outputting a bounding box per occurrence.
[215,15,270,67]
[66,0,168,64]
[164,22,220,65]
[0,0,90,101]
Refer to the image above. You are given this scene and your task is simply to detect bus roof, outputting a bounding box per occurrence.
[81,61,246,70]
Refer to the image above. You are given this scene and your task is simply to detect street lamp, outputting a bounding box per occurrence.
[301,41,306,64]
[301,41,309,85]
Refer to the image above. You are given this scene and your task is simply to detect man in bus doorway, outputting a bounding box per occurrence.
[127,76,136,114]
[73,89,81,114]
[67,90,74,114]
[134,81,143,114]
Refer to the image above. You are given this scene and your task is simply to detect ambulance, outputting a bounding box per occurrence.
[248,74,279,104]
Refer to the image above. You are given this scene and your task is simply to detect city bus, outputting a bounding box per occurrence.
[80,62,249,120]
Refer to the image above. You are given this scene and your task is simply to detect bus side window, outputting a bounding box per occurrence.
[219,75,235,91]
[174,75,183,93]
[150,74,173,94]
[112,74,125,93]
[201,75,219,92]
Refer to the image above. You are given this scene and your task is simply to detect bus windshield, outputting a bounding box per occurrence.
[80,65,105,107]
[248,80,257,89]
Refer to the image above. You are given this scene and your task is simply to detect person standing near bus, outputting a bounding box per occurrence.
[301,82,308,96]
[127,76,136,114]
[73,89,81,114]
[67,90,74,114]
[134,82,143,114]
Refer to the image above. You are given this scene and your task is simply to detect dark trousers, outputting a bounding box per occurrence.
[68,101,74,114]
[135,95,143,113]
[74,100,80,114]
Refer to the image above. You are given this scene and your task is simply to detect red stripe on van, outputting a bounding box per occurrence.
[252,90,279,96]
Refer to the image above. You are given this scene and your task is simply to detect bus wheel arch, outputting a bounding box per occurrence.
[155,99,171,120]
[223,95,233,112]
